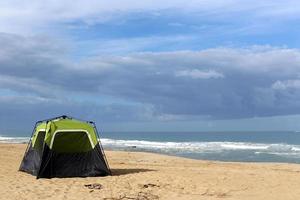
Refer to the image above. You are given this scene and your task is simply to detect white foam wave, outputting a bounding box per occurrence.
[100,138,300,157]
[0,136,29,143]
[2,136,300,159]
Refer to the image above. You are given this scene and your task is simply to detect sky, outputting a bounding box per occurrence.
[1,0,300,134]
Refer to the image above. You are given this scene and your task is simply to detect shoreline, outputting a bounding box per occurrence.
[1,143,300,199]
[4,142,300,166]
[3,135,300,165]
[106,148,300,166]
[5,142,300,165]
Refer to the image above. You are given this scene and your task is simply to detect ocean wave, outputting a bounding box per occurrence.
[100,138,270,152]
[0,136,29,143]
[100,138,300,156]
[2,136,300,159]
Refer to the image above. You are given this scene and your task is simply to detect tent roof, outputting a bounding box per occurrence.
[32,117,99,149]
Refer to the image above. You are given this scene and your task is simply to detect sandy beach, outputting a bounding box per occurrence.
[1,144,300,200]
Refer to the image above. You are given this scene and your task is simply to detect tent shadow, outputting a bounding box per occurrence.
[111,168,155,176]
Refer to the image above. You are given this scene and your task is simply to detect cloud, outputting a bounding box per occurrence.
[75,35,195,56]
[1,33,300,123]
[175,69,224,79]
[1,0,300,35]
[272,79,300,90]
[0,93,161,134]
[2,1,300,132]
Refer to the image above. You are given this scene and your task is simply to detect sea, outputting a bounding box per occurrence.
[2,131,300,164]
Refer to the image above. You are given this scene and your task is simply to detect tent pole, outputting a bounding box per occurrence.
[41,115,70,122]
[36,120,51,179]
[92,122,112,175]
[18,121,39,171]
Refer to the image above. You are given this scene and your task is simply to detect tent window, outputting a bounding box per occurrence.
[51,131,93,153]
[33,131,46,154]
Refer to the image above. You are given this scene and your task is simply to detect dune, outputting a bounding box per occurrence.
[1,143,300,199]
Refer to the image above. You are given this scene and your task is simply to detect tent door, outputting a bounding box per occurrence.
[51,131,94,153]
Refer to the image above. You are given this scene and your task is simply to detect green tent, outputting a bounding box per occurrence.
[19,115,111,178]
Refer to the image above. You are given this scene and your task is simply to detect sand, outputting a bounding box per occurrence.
[1,144,300,200]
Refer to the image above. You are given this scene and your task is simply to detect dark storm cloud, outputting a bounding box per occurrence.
[1,33,300,124]
[0,94,155,134]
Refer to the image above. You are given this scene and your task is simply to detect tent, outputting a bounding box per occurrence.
[19,115,111,178]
